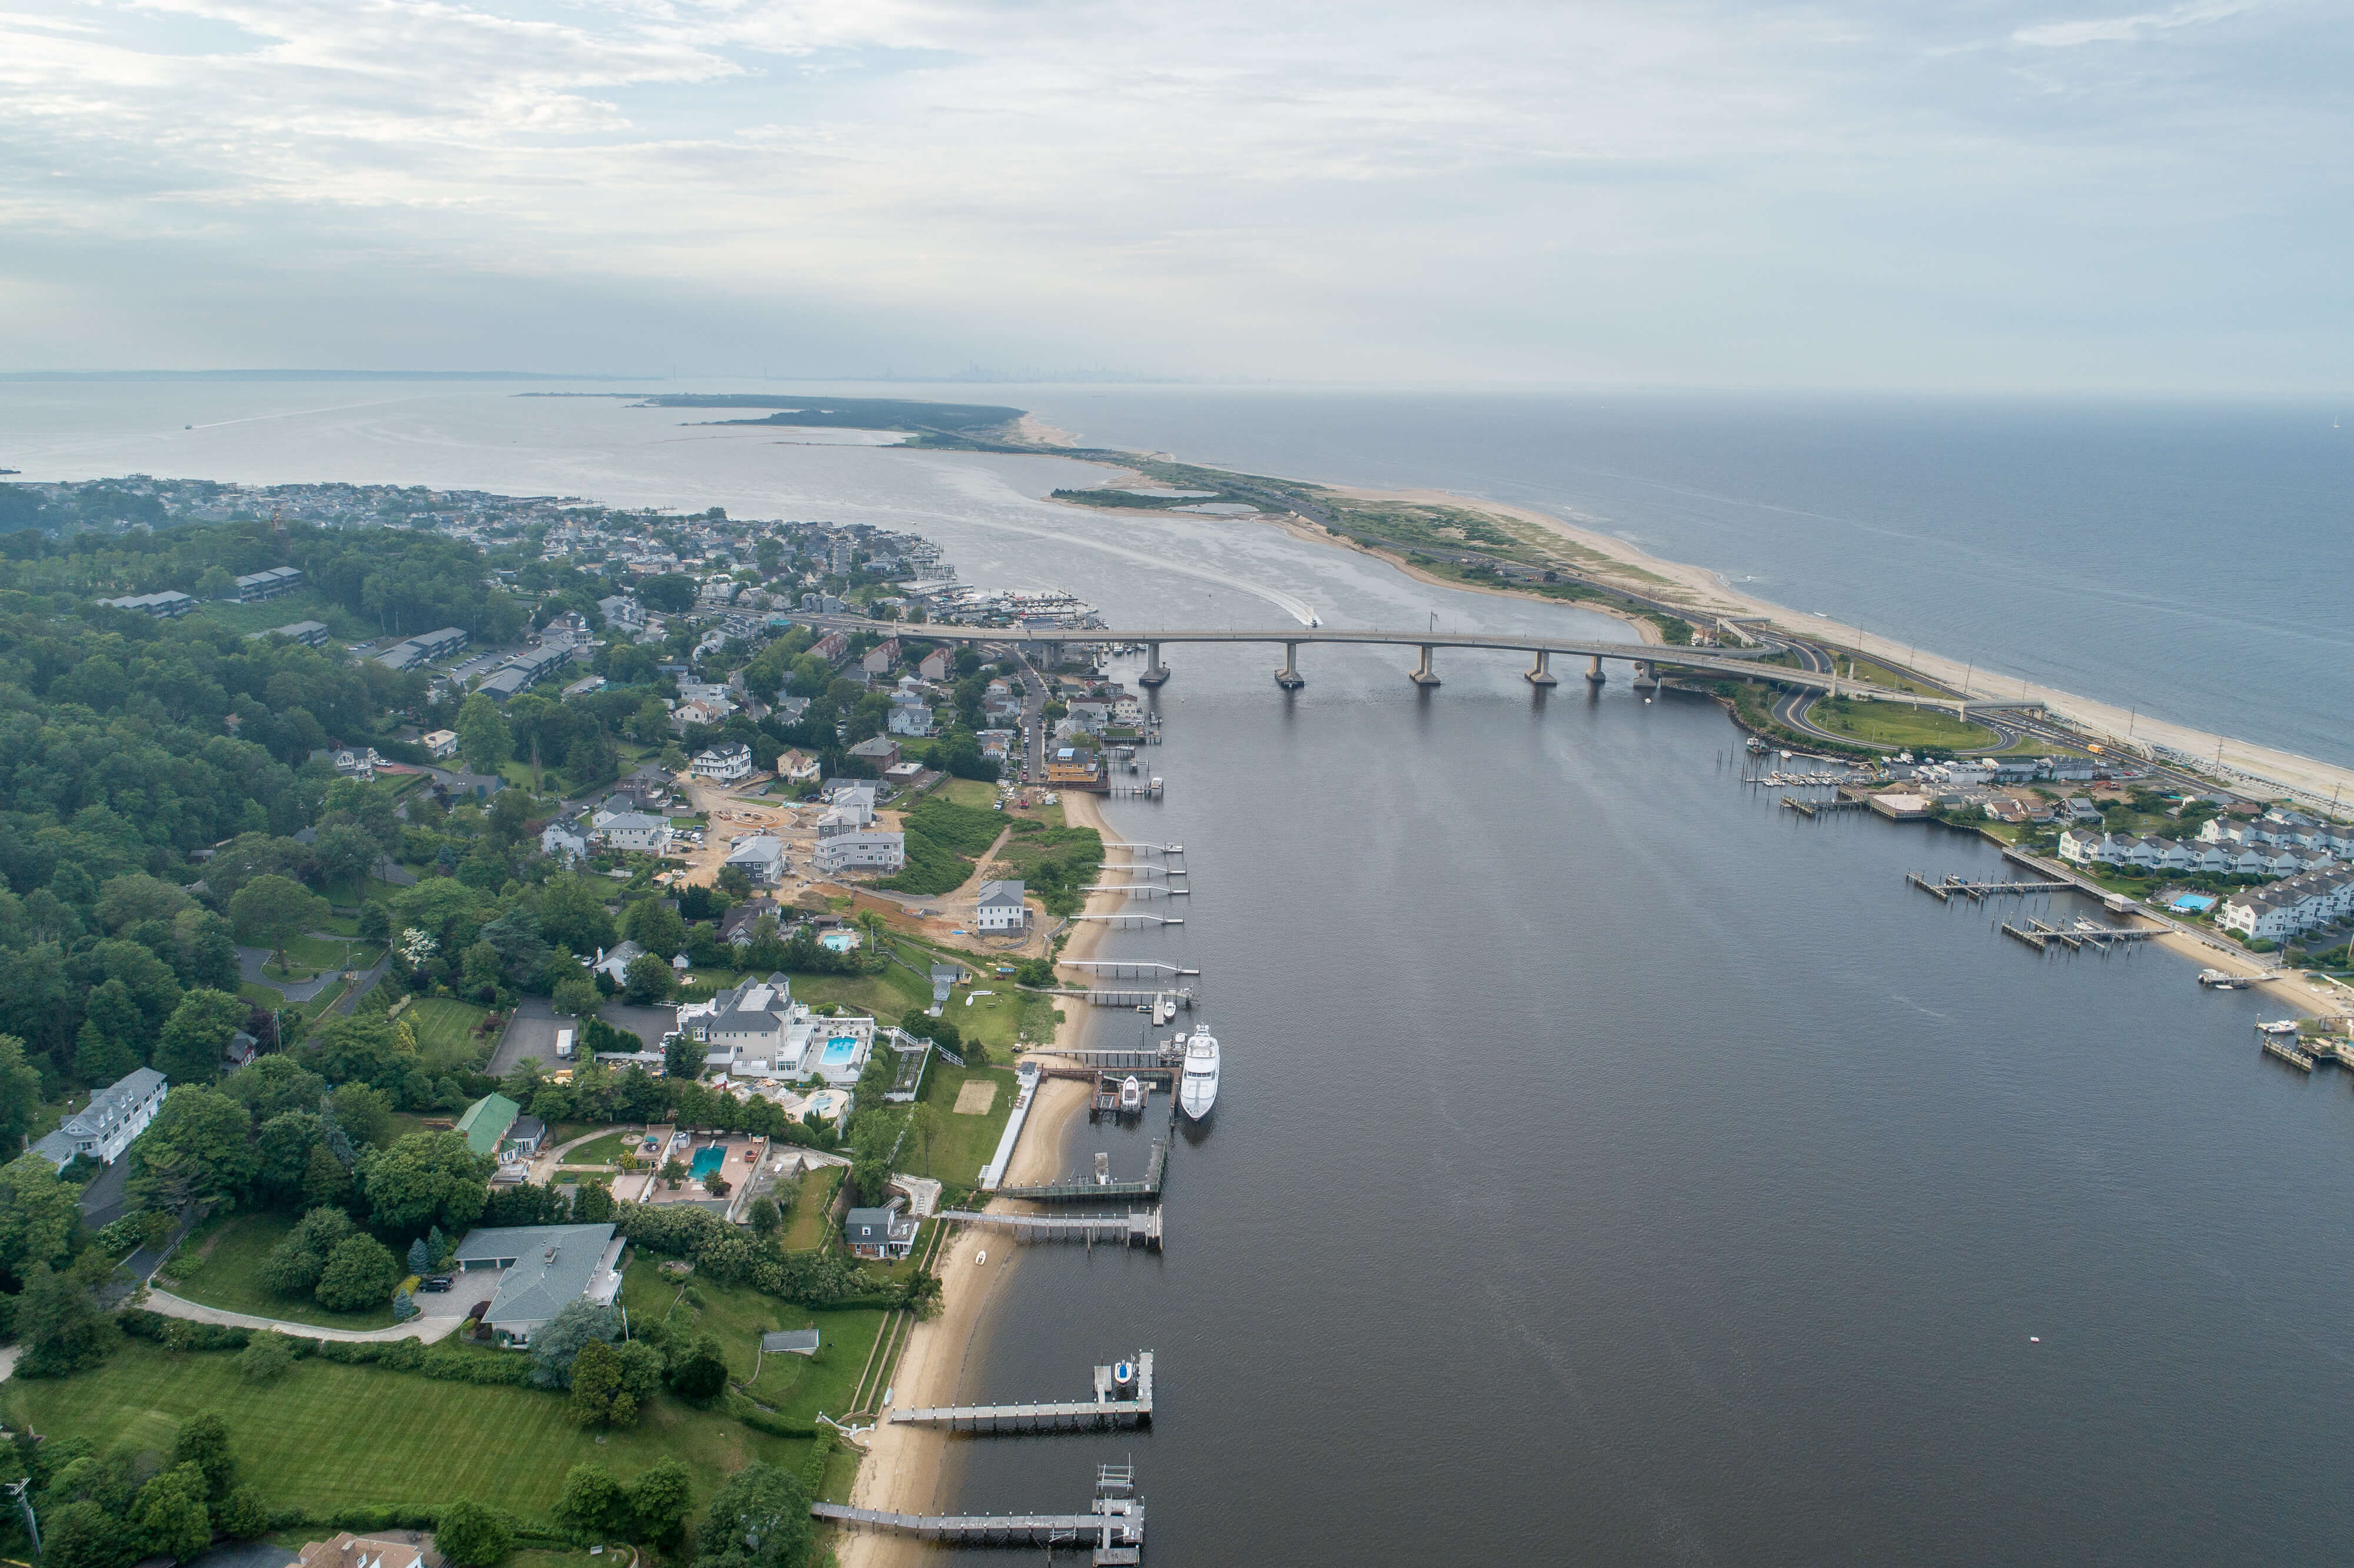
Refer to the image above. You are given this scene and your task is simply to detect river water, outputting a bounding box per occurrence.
[5,385,2352,1563]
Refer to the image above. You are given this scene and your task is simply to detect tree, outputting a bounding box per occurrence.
[303,1141,353,1210]
[529,1299,621,1389]
[538,876,616,956]
[623,951,675,1006]
[357,1132,490,1232]
[330,1081,395,1148]
[309,1011,413,1093]
[171,1411,237,1499]
[16,1261,115,1376]
[154,987,250,1086]
[691,1463,810,1568]
[551,975,599,1018]
[127,1087,258,1213]
[622,899,687,962]
[567,1340,638,1428]
[906,1103,940,1176]
[0,1034,45,1153]
[312,823,380,891]
[264,1206,358,1297]
[40,1502,126,1568]
[357,900,391,942]
[132,1463,214,1561]
[229,873,330,969]
[408,1236,432,1275]
[665,1334,729,1403]
[315,1233,401,1311]
[554,1464,626,1539]
[637,574,697,613]
[238,1329,297,1383]
[226,1052,327,1122]
[626,1458,695,1546]
[457,693,514,775]
[747,1197,780,1238]
[573,1181,616,1223]
[435,1500,514,1568]
[217,1482,271,1539]
[0,1154,81,1287]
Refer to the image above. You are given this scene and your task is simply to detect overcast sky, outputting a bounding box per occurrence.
[1,0,2345,388]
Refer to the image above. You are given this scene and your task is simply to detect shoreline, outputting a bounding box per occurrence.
[830,790,1121,1565]
[1021,443,2354,806]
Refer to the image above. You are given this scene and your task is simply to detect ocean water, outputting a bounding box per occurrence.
[5,383,2353,1563]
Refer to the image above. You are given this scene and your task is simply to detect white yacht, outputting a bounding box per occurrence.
[1178,1024,1220,1120]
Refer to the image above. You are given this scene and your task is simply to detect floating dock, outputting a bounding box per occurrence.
[890,1351,1154,1433]
[813,1462,1145,1563]
[940,1208,1165,1250]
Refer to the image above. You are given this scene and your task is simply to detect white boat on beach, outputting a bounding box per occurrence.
[1179,1024,1219,1120]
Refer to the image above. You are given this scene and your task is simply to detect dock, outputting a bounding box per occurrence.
[1058,960,1200,978]
[997,1139,1166,1201]
[940,1207,1165,1250]
[1908,871,2074,902]
[890,1351,1154,1433]
[2263,1037,2318,1072]
[1030,1043,1185,1070]
[1068,913,1185,928]
[1082,882,1189,898]
[2000,917,2160,952]
[1099,841,1182,857]
[1781,794,1867,817]
[976,1063,1040,1193]
[813,1462,1145,1563]
[1035,987,1197,1011]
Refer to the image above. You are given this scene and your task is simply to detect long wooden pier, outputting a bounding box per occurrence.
[996,1140,1166,1202]
[1058,960,1201,978]
[1909,871,2074,902]
[940,1208,1165,1250]
[1082,882,1190,898]
[812,1462,1145,1563]
[890,1351,1154,1432]
[1030,1043,1185,1069]
[1068,912,1185,928]
[2000,917,2160,952]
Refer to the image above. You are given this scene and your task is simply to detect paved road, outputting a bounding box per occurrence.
[237,947,345,1001]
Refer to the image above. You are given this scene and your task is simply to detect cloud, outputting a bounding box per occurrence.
[0,0,2346,388]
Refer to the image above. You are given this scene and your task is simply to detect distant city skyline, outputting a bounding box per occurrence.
[2,0,2347,392]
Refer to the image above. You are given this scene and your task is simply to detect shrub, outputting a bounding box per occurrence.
[315,1234,403,1312]
[238,1330,298,1383]
[265,1207,360,1299]
[434,1500,514,1568]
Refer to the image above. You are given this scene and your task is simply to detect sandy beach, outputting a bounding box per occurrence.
[831,790,1123,1565]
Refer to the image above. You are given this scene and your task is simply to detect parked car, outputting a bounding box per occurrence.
[420,1275,454,1293]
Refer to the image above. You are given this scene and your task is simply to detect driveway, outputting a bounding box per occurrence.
[237,948,342,1001]
[142,1287,466,1343]
[491,997,677,1077]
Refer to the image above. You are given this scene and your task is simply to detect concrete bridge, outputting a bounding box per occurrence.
[857,621,2037,717]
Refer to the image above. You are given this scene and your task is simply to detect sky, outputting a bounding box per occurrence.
[0,0,2346,389]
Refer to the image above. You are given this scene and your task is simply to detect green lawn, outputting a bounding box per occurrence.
[913,1064,1019,1189]
[937,777,1000,809]
[285,934,383,971]
[780,1167,843,1253]
[787,966,930,1026]
[239,982,285,1009]
[1801,697,2000,750]
[561,1130,634,1164]
[615,1259,885,1419]
[158,1211,399,1331]
[402,997,493,1073]
[0,1341,806,1517]
[189,588,375,640]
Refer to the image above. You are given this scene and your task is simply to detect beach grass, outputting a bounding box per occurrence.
[0,1340,805,1516]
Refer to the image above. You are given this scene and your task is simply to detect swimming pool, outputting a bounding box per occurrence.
[820,930,859,953]
[689,1145,726,1178]
[820,1035,860,1066]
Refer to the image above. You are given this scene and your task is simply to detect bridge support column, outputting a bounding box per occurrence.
[1138,641,1170,687]
[1525,648,1558,687]
[1586,654,1607,685]
[1275,641,1304,689]
[1409,644,1441,687]
[1632,661,1660,691]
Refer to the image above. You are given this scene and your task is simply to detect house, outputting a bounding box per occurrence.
[478,644,573,703]
[847,735,901,771]
[977,729,1016,763]
[693,742,754,784]
[976,880,1028,934]
[930,963,961,1007]
[683,975,793,1066]
[674,697,733,730]
[1046,747,1102,785]
[886,703,933,737]
[776,748,821,783]
[760,1328,822,1356]
[244,620,330,647]
[374,627,467,671]
[861,637,901,675]
[455,1093,523,1157]
[421,728,460,760]
[2064,797,2103,823]
[719,897,780,948]
[814,830,905,875]
[541,814,589,865]
[225,1030,260,1070]
[234,565,304,601]
[451,1222,626,1344]
[919,648,951,680]
[290,1532,425,1568]
[594,810,673,854]
[99,590,195,618]
[844,1203,920,1261]
[593,940,647,983]
[725,835,788,886]
[31,1068,167,1168]
[883,761,925,789]
[597,593,646,630]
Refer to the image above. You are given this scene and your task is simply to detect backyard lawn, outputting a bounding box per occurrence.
[0,1341,807,1516]
[914,1064,1019,1189]
[616,1257,885,1418]
[155,1211,399,1331]
[560,1130,634,1164]
[780,1166,843,1253]
[402,997,493,1073]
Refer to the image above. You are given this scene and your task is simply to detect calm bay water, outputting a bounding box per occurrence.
[4,384,2352,1562]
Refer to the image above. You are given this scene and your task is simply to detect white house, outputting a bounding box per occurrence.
[814,830,906,875]
[693,742,754,784]
[975,880,1028,934]
[32,1068,168,1167]
[592,940,647,983]
[540,814,589,865]
[886,704,933,737]
[725,835,787,886]
[421,729,460,761]
[593,810,673,854]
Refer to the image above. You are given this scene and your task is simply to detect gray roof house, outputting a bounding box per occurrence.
[451,1222,626,1344]
[724,835,787,885]
[32,1068,168,1168]
[844,1204,920,1260]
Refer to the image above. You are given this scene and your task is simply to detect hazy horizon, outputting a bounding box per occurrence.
[4,1,2349,394]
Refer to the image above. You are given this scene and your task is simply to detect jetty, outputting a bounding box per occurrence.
[940,1207,1165,1250]
[890,1351,1154,1433]
[1908,871,2074,903]
[813,1461,1145,1563]
[996,1139,1167,1201]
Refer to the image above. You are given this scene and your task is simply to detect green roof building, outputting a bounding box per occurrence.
[455,1093,521,1157]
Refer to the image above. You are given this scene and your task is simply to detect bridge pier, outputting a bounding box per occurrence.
[1275,641,1304,689]
[1409,644,1441,687]
[1586,653,1607,685]
[1525,648,1558,687]
[1138,641,1170,687]
[1632,661,1660,691]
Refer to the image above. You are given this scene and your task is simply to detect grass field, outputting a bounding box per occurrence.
[913,1064,1019,1189]
[937,777,1000,809]
[157,1211,398,1330]
[189,588,375,641]
[0,1341,806,1516]
[561,1130,633,1164]
[1802,697,2000,750]
[780,1167,843,1253]
[285,934,384,971]
[403,997,493,1073]
[616,1257,884,1416]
